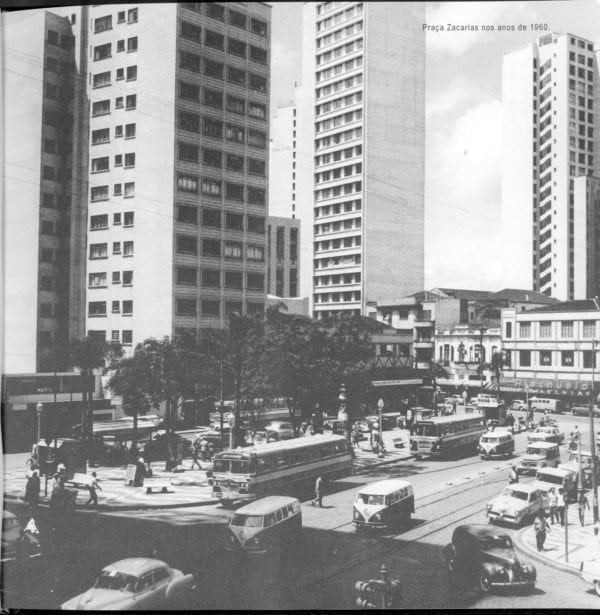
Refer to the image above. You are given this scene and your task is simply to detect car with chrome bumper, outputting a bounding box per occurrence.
[444,524,536,593]
[527,426,564,445]
[486,484,545,526]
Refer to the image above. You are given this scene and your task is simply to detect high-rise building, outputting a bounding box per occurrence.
[4,7,89,373]
[85,2,271,349]
[299,1,425,319]
[266,216,300,298]
[502,32,600,301]
[573,175,600,298]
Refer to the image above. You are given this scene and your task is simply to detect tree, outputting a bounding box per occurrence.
[490,352,505,402]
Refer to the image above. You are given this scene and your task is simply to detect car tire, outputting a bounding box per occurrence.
[479,572,492,593]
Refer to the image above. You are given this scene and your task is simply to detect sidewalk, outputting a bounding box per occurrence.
[352,429,413,469]
[515,505,600,574]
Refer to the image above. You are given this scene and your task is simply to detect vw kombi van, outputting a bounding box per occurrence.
[517,441,560,475]
[352,479,414,531]
[227,496,302,555]
[478,430,515,459]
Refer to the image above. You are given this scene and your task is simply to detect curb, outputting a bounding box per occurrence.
[513,524,579,576]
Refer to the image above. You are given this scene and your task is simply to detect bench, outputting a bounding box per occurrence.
[65,473,94,489]
[143,478,171,494]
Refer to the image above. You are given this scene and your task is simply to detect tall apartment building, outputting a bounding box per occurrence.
[4,7,88,373]
[269,100,297,218]
[266,216,300,298]
[574,175,600,298]
[299,1,425,319]
[502,32,600,301]
[85,2,271,349]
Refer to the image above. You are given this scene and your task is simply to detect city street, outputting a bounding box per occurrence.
[3,410,599,610]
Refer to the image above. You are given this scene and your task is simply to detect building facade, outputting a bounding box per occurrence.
[300,1,425,319]
[502,32,600,300]
[267,216,300,298]
[85,2,271,349]
[4,7,89,373]
[574,175,600,298]
[501,299,600,401]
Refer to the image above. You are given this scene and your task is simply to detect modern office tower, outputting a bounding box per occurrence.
[4,7,88,373]
[573,175,600,298]
[85,3,271,349]
[502,32,600,301]
[299,1,425,319]
[266,216,300,298]
[269,100,297,218]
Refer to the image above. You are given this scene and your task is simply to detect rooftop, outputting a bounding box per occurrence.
[488,288,558,304]
[525,299,600,314]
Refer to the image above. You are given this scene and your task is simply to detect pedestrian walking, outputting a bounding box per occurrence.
[85,472,102,507]
[548,488,559,524]
[533,514,550,552]
[207,442,215,461]
[406,408,413,429]
[199,437,208,462]
[578,491,590,527]
[351,425,361,449]
[190,439,202,470]
[569,433,577,452]
[311,475,325,508]
[24,470,40,515]
[557,487,566,526]
[573,425,580,442]
[508,464,519,484]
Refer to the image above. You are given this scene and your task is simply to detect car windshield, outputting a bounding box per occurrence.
[502,487,528,500]
[526,446,545,455]
[480,436,499,444]
[357,494,384,506]
[278,423,292,430]
[94,571,138,592]
[230,514,262,527]
[479,535,513,550]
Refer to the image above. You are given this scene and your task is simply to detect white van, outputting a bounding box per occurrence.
[529,397,566,414]
[352,479,414,531]
[478,430,515,459]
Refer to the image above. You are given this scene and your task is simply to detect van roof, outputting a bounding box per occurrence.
[527,441,558,449]
[357,479,413,496]
[536,467,574,478]
[218,434,348,458]
[235,495,299,515]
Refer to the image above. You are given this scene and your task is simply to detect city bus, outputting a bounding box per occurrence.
[409,414,487,459]
[209,434,353,506]
[477,397,508,427]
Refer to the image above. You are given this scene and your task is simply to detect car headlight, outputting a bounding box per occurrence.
[353,510,361,520]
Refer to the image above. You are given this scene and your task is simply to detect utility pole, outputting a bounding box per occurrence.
[589,338,598,525]
[478,325,487,396]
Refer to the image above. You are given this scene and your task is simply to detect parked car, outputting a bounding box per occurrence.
[511,399,527,411]
[486,483,545,526]
[264,421,295,441]
[60,558,194,610]
[1,511,40,563]
[580,559,600,597]
[444,524,536,593]
[527,426,565,445]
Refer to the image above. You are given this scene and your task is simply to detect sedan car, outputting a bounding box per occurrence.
[61,558,194,610]
[581,559,600,597]
[511,399,527,411]
[264,421,295,440]
[527,426,565,445]
[444,524,536,593]
[486,484,545,526]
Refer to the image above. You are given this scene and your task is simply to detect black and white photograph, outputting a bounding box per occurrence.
[3,0,600,609]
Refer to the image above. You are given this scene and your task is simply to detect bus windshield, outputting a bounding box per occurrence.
[230,514,263,527]
[357,494,384,506]
[412,423,438,437]
[213,458,251,474]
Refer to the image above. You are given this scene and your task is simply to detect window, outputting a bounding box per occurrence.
[226,153,244,172]
[519,350,531,367]
[247,301,264,316]
[247,215,265,234]
[225,241,243,259]
[204,88,223,108]
[202,269,220,287]
[113,241,122,255]
[178,174,198,193]
[539,350,552,366]
[42,193,54,208]
[89,271,107,287]
[227,66,246,86]
[202,208,221,228]
[177,204,197,224]
[202,148,222,168]
[40,276,54,291]
[561,321,574,337]
[94,15,112,33]
[118,11,126,23]
[40,220,54,235]
[113,213,122,225]
[128,8,138,23]
[94,43,111,61]
[583,350,597,369]
[179,111,200,133]
[228,9,246,29]
[227,95,245,115]
[115,125,123,138]
[125,95,136,110]
[205,29,224,49]
[228,37,246,58]
[249,73,267,93]
[248,187,265,205]
[226,124,245,144]
[126,65,137,81]
[582,320,596,338]
[177,267,197,285]
[40,248,54,263]
[203,117,222,138]
[204,59,224,80]
[177,235,197,255]
[92,100,110,116]
[114,184,122,196]
[225,301,243,315]
[123,270,133,285]
[248,158,265,176]
[90,214,108,230]
[112,330,120,342]
[202,300,220,316]
[226,212,244,231]
[561,350,574,367]
[250,45,267,64]
[122,300,133,315]
[248,129,266,148]
[127,37,138,52]
[124,211,134,226]
[89,302,107,317]
[180,51,201,72]
[124,182,135,197]
[203,238,221,257]
[125,123,136,138]
[92,128,110,145]
[207,4,225,20]
[179,142,199,163]
[201,178,221,196]
[91,186,109,202]
[226,182,244,201]
[47,29,59,45]
[40,303,54,317]
[115,97,124,109]
[177,298,196,316]
[93,71,111,88]
[247,244,264,261]
[248,102,266,120]
[247,272,264,290]
[115,154,123,166]
[251,18,267,37]
[518,322,531,338]
[179,81,200,101]
[117,68,125,80]
[122,330,133,345]
[91,157,109,173]
[225,271,243,288]
[539,321,551,338]
[505,322,512,338]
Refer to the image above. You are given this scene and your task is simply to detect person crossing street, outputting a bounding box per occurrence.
[311,475,325,508]
[85,471,102,507]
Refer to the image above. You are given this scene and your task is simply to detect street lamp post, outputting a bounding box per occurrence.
[338,383,348,441]
[226,412,235,451]
[377,398,384,459]
[36,402,44,444]
[478,325,487,395]
[589,338,598,525]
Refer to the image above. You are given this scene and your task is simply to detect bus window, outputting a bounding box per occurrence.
[214,459,229,472]
[264,513,275,527]
[230,460,249,474]
[231,514,263,527]
[275,509,283,523]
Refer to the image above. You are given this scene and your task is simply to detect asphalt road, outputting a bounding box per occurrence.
[3,411,599,610]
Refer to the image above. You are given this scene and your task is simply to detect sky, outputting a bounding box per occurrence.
[269,1,600,292]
